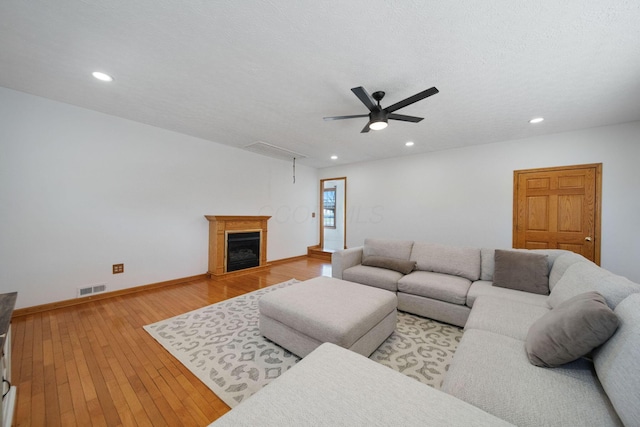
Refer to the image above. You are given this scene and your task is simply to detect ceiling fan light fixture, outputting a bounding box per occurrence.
[369,109,388,130]
[369,120,388,131]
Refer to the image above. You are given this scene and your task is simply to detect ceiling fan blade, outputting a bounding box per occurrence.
[360,122,371,133]
[385,87,439,113]
[351,86,377,111]
[323,114,369,121]
[388,113,424,123]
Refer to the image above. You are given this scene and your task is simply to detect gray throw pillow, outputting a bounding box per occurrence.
[362,256,416,275]
[493,249,549,295]
[525,291,619,368]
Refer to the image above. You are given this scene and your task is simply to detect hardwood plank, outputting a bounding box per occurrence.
[10,257,330,426]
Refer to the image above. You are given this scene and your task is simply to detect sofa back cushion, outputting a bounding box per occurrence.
[593,293,640,427]
[363,238,414,260]
[548,251,594,290]
[410,242,480,281]
[480,248,566,282]
[548,262,640,310]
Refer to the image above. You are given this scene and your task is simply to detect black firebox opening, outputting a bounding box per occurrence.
[226,232,260,272]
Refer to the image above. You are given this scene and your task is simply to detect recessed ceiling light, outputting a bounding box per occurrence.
[330,155,338,160]
[529,117,544,124]
[92,71,113,82]
[405,141,415,147]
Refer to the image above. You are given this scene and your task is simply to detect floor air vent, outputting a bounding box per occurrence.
[243,141,307,161]
[77,283,107,298]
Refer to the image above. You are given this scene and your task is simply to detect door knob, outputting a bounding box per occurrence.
[585,236,592,242]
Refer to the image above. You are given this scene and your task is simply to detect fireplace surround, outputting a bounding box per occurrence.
[205,215,270,278]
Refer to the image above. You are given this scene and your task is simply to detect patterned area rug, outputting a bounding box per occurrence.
[144,279,463,408]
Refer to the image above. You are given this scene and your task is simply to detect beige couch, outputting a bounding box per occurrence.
[332,238,576,327]
[213,239,640,426]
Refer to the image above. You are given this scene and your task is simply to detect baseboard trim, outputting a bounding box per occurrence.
[12,255,316,318]
[12,273,209,318]
[269,254,309,265]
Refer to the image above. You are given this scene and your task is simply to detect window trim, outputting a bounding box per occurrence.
[323,187,337,229]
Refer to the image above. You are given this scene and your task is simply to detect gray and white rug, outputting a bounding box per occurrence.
[144,279,463,408]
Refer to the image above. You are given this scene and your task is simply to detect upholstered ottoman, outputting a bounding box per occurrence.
[259,276,397,357]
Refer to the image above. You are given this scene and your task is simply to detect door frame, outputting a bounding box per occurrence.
[513,163,602,264]
[319,177,347,250]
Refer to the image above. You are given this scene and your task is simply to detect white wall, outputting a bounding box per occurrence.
[320,121,640,283]
[0,88,319,309]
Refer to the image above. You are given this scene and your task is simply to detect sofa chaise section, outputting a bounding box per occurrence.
[211,342,514,427]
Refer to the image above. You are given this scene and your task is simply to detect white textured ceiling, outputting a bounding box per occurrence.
[1,1,639,168]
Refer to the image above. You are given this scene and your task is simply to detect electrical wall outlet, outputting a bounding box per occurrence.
[112,263,124,274]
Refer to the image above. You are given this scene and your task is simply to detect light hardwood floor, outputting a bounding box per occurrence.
[11,257,331,427]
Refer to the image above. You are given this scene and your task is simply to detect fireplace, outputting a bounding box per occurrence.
[226,231,261,272]
[205,215,270,278]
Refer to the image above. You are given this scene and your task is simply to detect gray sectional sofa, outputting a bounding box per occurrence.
[213,238,640,426]
[332,238,570,327]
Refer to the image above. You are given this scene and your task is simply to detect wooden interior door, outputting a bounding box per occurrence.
[513,164,602,264]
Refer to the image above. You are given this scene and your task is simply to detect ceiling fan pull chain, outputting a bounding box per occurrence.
[293,157,296,184]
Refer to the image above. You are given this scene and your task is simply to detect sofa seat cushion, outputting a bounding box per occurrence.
[593,293,640,427]
[466,280,549,308]
[442,329,623,427]
[548,262,640,310]
[465,296,549,340]
[212,343,515,426]
[410,242,481,281]
[397,293,471,327]
[343,265,403,292]
[398,271,471,305]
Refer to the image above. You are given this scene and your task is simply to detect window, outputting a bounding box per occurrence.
[323,187,336,228]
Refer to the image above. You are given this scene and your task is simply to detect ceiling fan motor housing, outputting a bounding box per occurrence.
[370,109,388,123]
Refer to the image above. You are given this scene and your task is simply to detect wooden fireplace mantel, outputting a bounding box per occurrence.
[204,215,271,279]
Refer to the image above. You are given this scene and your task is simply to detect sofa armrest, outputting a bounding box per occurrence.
[331,246,363,279]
